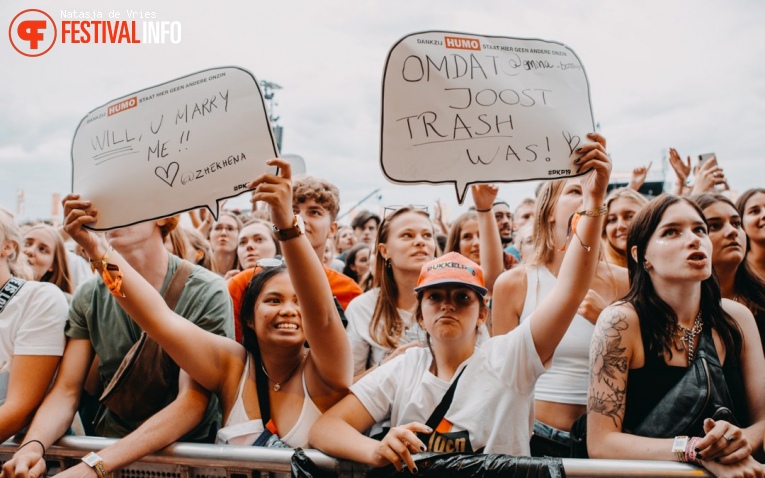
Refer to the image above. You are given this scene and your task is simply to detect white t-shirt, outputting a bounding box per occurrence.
[346,289,423,374]
[351,319,547,456]
[0,280,68,403]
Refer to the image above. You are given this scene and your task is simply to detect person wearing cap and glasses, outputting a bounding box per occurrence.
[310,133,612,470]
[54,158,352,455]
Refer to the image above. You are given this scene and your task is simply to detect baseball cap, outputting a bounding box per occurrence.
[414,252,488,297]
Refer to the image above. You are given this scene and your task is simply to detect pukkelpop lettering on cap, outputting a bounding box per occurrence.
[381,31,595,203]
[70,66,279,230]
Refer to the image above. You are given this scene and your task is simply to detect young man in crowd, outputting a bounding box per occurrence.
[350,210,380,247]
[2,212,233,478]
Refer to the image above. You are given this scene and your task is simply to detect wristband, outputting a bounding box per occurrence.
[89,247,125,298]
[686,437,702,465]
[672,435,689,462]
[474,208,492,213]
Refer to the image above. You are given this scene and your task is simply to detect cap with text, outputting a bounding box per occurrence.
[415,252,488,297]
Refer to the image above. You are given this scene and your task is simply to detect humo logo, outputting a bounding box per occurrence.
[444,36,481,51]
[9,9,57,57]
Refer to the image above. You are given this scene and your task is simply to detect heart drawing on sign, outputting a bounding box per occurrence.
[155,162,180,187]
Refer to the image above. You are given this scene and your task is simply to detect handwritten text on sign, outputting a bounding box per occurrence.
[71,66,278,230]
[380,32,594,203]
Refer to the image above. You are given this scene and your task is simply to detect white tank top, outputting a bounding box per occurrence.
[215,355,321,447]
[519,265,593,405]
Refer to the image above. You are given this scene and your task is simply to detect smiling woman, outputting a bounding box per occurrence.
[58,158,352,450]
[22,224,73,296]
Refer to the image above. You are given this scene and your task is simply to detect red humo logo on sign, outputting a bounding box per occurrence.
[9,9,57,56]
[108,96,138,116]
[444,36,481,51]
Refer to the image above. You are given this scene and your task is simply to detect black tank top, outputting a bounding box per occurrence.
[624,324,749,434]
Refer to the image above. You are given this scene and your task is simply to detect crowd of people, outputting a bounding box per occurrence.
[1,141,765,478]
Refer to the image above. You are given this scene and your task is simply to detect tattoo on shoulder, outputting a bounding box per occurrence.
[588,308,629,428]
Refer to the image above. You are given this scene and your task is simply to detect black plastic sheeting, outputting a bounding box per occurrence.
[291,449,565,478]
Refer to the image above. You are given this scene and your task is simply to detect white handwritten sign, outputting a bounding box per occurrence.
[381,32,594,203]
[71,66,278,230]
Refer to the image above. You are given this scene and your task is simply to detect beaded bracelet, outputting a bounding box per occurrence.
[686,436,702,465]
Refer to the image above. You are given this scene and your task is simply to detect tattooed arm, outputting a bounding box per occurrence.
[586,304,678,460]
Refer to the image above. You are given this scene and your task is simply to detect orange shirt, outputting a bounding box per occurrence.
[228,265,362,342]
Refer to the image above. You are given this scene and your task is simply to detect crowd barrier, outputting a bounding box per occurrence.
[1,436,712,477]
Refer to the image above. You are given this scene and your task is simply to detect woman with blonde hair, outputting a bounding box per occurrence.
[0,209,68,443]
[602,188,648,267]
[492,134,628,457]
[209,212,243,276]
[22,224,73,296]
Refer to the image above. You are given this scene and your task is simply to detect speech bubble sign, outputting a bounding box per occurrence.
[381,31,595,203]
[71,66,279,230]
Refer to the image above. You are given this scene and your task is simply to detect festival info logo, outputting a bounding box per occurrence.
[9,9,57,56]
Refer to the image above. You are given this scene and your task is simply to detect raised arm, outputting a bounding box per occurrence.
[61,195,241,395]
[249,158,352,391]
[471,184,504,293]
[529,132,611,362]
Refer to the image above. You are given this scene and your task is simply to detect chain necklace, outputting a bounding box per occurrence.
[261,350,308,392]
[674,312,703,363]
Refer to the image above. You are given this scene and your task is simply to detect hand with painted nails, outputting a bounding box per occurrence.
[370,422,431,471]
[576,132,612,205]
[695,418,752,465]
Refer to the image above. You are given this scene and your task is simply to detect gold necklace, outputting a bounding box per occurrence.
[260,351,308,392]
[674,312,703,363]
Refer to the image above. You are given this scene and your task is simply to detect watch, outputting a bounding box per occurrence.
[82,451,110,478]
[273,215,304,241]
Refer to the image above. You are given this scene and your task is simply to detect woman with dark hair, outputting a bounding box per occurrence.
[587,194,765,477]
[60,158,352,448]
[736,188,765,281]
[342,243,371,286]
[22,224,73,296]
[694,193,765,354]
[492,155,628,457]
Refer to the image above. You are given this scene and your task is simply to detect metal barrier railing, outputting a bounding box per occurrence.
[1,436,712,477]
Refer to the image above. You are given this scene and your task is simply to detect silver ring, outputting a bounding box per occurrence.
[724,435,734,443]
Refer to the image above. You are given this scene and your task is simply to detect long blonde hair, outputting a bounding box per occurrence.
[602,188,648,267]
[24,224,73,294]
[531,180,566,266]
[0,209,32,280]
[369,207,436,349]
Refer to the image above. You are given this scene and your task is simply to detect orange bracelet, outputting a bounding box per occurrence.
[89,248,125,298]
[559,205,607,253]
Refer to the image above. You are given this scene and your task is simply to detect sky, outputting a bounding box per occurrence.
[1,0,763,225]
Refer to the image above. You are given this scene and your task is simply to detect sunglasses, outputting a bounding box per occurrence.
[255,257,284,268]
[383,205,429,219]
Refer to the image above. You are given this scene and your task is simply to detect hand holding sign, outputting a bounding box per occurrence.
[381,32,595,203]
[71,67,279,230]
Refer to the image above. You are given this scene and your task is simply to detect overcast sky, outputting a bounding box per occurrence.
[2,0,763,224]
